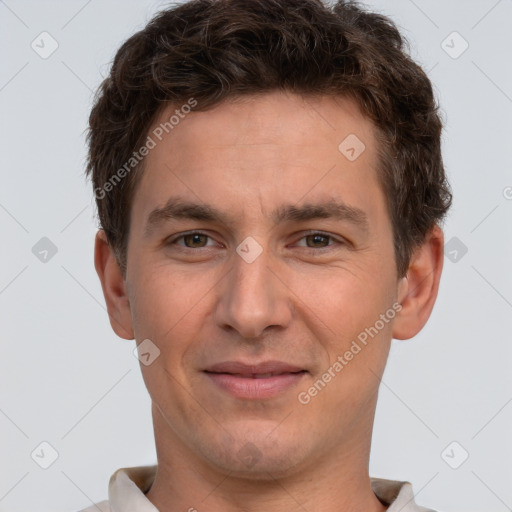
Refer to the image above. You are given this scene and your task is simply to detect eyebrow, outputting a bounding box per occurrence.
[143,196,369,237]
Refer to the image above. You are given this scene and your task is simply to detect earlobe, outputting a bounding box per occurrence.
[392,225,444,340]
[94,229,135,340]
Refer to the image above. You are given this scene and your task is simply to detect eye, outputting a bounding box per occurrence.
[293,231,345,252]
[299,232,334,248]
[167,231,218,249]
[165,230,346,253]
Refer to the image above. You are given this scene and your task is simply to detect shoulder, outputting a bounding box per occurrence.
[75,499,111,512]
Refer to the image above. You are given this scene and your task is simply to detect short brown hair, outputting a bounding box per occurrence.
[85,0,452,278]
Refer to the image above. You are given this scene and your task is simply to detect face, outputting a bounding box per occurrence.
[115,91,407,477]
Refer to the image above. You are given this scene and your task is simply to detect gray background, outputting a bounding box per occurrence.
[1,1,511,511]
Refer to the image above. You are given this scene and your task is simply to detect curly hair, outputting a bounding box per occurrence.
[85,0,452,278]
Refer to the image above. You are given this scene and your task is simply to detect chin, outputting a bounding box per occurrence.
[202,428,309,480]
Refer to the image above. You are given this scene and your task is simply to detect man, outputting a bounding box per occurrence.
[83,0,452,510]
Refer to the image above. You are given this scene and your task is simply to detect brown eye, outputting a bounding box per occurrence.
[167,231,216,249]
[305,233,331,248]
[292,231,347,255]
[182,233,209,248]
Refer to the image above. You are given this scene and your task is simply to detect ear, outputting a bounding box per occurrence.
[392,225,444,340]
[94,229,134,340]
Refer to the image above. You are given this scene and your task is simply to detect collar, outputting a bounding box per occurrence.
[107,465,433,512]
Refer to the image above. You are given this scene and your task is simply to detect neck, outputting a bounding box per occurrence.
[145,405,387,512]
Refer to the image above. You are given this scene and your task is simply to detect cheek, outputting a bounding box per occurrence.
[129,269,208,404]
[298,261,393,329]
[297,262,397,378]
[300,281,395,422]
[129,264,207,339]
[129,265,220,378]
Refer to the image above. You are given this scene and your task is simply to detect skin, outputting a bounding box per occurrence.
[95,91,444,512]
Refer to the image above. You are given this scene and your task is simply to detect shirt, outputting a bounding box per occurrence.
[77,465,437,512]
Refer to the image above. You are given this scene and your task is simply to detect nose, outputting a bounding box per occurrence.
[214,244,292,340]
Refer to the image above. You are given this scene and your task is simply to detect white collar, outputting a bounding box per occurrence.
[96,465,435,512]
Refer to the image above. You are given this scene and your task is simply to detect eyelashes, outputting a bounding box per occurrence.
[166,230,346,253]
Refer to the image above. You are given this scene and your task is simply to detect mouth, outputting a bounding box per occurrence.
[203,361,308,399]
[204,371,307,379]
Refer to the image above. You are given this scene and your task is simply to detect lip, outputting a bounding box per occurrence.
[205,360,305,375]
[204,361,307,400]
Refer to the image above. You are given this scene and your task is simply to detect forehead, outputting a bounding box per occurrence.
[131,91,384,233]
[150,92,375,153]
